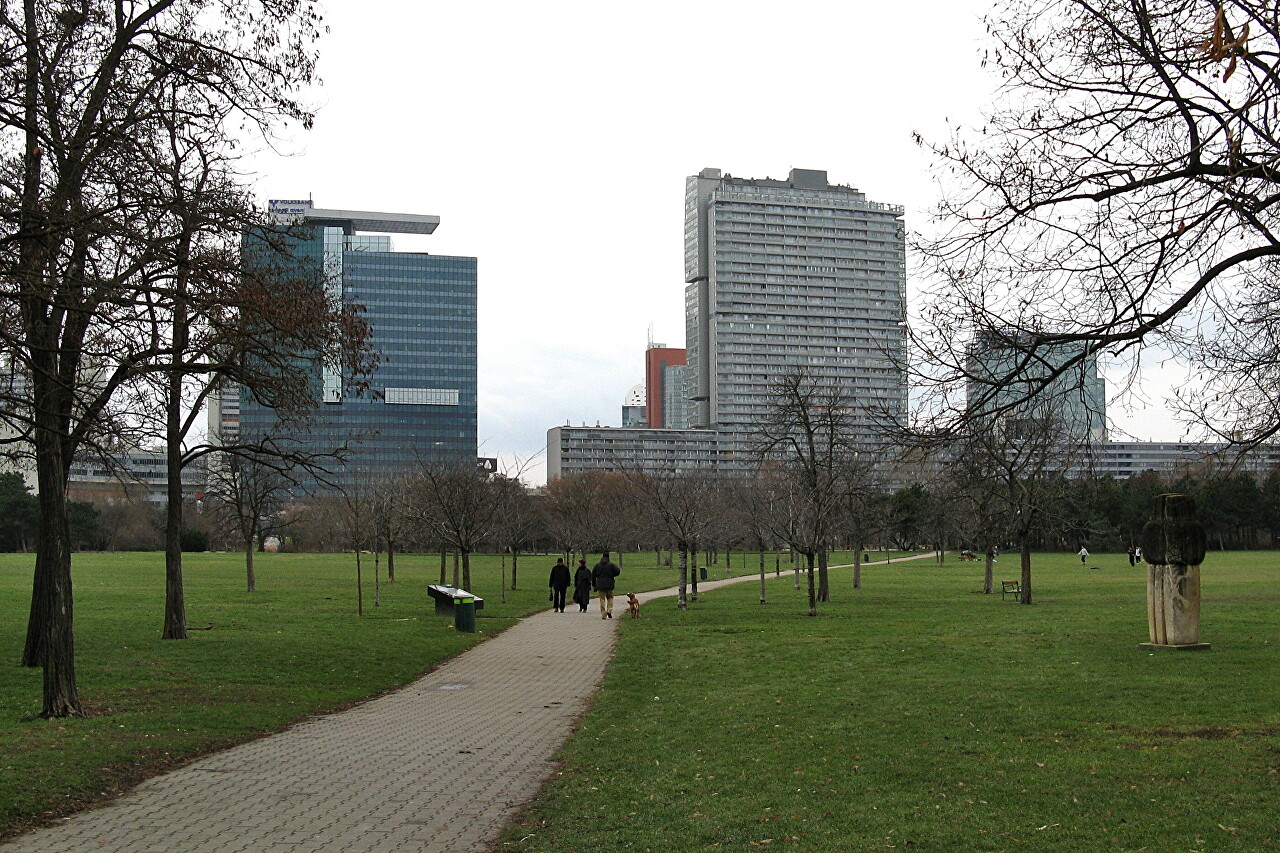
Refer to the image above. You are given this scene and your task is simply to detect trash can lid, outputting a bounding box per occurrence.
[455,596,474,604]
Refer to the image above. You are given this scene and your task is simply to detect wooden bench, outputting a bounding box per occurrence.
[1000,580,1022,600]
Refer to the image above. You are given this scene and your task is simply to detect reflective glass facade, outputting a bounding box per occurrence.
[237,209,477,491]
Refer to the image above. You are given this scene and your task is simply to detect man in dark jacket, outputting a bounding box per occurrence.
[548,557,571,612]
[591,551,621,619]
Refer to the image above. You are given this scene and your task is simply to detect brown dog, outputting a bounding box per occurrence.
[626,592,641,619]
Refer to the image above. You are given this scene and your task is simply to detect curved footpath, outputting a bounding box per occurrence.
[1,553,938,853]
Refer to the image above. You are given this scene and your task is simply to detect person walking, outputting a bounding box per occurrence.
[572,558,593,613]
[548,557,571,613]
[1127,546,1136,567]
[1078,546,1089,565]
[592,551,621,619]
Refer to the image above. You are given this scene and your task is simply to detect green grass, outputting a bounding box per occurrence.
[499,551,1280,852]
[0,549,679,837]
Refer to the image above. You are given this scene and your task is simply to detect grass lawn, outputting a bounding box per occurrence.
[0,548,681,838]
[499,551,1280,853]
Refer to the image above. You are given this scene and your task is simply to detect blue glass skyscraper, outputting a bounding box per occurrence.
[233,201,477,490]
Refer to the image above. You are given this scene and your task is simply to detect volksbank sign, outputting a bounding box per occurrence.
[268,199,313,217]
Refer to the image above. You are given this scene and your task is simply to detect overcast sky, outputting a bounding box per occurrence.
[246,0,1186,485]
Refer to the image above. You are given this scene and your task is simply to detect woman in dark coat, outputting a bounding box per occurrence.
[572,558,593,613]
[549,558,571,612]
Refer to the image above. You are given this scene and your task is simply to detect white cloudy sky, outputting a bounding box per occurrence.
[245,0,1187,484]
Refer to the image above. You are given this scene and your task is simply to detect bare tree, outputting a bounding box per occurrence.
[405,462,500,592]
[625,470,718,610]
[1,0,326,716]
[206,451,295,593]
[953,396,1087,604]
[754,369,861,614]
[912,0,1280,447]
[490,474,539,596]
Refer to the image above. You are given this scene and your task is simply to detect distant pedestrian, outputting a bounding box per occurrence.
[592,551,621,619]
[572,559,592,612]
[1127,546,1136,567]
[1135,546,1143,563]
[548,557,570,612]
[1078,546,1089,565]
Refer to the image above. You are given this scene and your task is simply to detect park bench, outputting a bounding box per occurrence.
[1000,579,1022,600]
[427,584,485,617]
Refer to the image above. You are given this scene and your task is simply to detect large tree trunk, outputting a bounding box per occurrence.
[27,448,83,716]
[1020,540,1033,605]
[386,539,395,583]
[162,280,189,640]
[817,548,830,602]
[462,550,471,590]
[511,550,518,589]
[163,434,187,639]
[983,550,994,594]
[440,549,447,585]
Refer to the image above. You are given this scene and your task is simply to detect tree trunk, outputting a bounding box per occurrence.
[1020,540,1033,605]
[853,538,863,590]
[690,548,699,602]
[817,548,830,602]
[440,549,447,585]
[677,544,688,610]
[356,550,364,616]
[983,551,994,594]
[775,550,780,577]
[805,553,818,617]
[386,540,395,583]
[162,285,189,640]
[244,535,256,593]
[511,550,519,589]
[758,548,766,605]
[462,550,471,590]
[27,456,84,716]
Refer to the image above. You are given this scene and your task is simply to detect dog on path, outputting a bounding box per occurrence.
[626,593,641,619]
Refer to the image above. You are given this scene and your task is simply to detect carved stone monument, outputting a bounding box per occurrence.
[1139,494,1210,650]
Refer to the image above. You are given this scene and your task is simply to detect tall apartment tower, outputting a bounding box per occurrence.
[684,168,907,443]
[231,201,477,489]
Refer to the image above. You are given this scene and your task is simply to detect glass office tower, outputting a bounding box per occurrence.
[235,201,477,490]
[684,168,907,446]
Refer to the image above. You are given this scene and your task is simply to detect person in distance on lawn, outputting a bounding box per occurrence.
[592,551,621,619]
[548,557,570,612]
[573,558,593,613]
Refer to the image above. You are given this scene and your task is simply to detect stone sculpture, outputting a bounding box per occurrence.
[1139,493,1210,650]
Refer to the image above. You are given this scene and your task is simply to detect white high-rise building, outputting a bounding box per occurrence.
[547,167,909,478]
[684,167,907,444]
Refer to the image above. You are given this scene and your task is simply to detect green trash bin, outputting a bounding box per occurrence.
[699,566,708,580]
[454,596,477,633]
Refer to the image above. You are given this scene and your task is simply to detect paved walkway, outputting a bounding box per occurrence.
[1,554,938,853]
